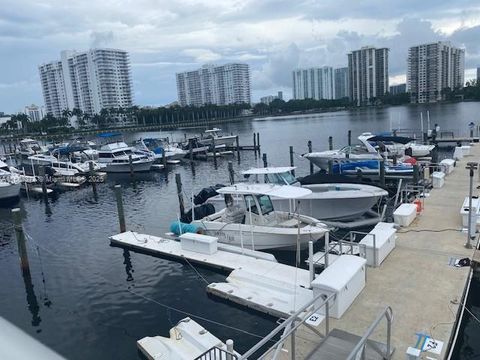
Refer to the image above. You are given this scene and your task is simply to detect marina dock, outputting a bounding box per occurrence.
[287,146,479,359]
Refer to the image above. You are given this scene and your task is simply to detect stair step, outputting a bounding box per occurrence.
[306,328,394,360]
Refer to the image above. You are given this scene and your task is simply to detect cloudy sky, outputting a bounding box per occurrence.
[1,0,480,113]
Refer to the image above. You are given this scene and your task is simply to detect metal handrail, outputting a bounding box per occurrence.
[350,231,377,267]
[346,306,394,360]
[194,346,238,360]
[238,292,337,360]
[312,239,367,267]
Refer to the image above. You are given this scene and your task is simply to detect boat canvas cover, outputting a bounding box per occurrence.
[367,135,414,144]
[298,172,365,185]
[217,183,311,199]
[241,167,296,175]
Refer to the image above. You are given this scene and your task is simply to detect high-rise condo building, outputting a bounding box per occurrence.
[176,63,251,106]
[477,67,480,82]
[39,49,134,121]
[389,84,407,95]
[24,104,45,122]
[292,67,335,100]
[334,67,349,99]
[348,47,389,106]
[407,41,464,103]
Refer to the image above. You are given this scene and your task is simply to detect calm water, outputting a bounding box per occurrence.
[0,102,479,359]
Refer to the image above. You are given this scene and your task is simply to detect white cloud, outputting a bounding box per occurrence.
[1,0,480,109]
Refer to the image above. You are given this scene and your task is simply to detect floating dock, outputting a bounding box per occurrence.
[289,148,479,359]
[110,231,315,317]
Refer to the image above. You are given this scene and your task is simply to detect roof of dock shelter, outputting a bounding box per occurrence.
[241,166,296,175]
[217,183,311,199]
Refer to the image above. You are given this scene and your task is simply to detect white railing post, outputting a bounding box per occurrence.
[309,241,314,285]
[325,231,330,268]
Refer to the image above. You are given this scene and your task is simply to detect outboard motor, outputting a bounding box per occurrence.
[181,203,216,223]
[193,184,225,205]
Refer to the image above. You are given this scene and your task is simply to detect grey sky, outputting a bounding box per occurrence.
[1,0,480,113]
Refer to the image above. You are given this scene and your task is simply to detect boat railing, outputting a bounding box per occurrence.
[194,346,238,360]
[346,306,394,360]
[349,231,376,267]
[237,292,337,360]
[312,236,367,269]
[399,184,426,207]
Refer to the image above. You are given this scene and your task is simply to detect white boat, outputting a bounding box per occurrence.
[0,161,21,200]
[138,317,237,360]
[134,138,187,162]
[192,183,328,250]
[97,142,153,173]
[199,128,237,148]
[302,133,434,170]
[208,167,388,221]
[364,133,435,157]
[180,137,210,156]
[28,154,103,174]
[16,139,48,158]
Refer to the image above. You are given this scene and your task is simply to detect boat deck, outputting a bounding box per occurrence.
[288,148,478,359]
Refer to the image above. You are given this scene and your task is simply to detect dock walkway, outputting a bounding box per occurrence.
[291,147,478,359]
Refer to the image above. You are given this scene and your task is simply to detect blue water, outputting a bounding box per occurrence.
[0,102,479,359]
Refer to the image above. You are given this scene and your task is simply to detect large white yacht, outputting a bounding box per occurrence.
[207,167,388,221]
[98,142,153,173]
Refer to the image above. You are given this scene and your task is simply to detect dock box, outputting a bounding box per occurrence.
[440,159,455,175]
[432,172,445,188]
[393,203,417,227]
[311,255,366,319]
[461,145,471,156]
[460,196,480,228]
[360,223,396,267]
[180,233,218,255]
[453,147,463,160]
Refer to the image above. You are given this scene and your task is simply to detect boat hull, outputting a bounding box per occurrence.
[192,222,326,250]
[199,136,237,148]
[103,160,153,173]
[208,184,387,221]
[0,182,21,200]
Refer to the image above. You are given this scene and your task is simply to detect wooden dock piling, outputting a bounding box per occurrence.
[114,185,126,233]
[289,146,295,177]
[256,133,260,154]
[348,130,352,146]
[307,140,313,175]
[175,174,185,217]
[235,136,240,162]
[128,154,134,177]
[89,161,97,194]
[228,161,234,185]
[328,136,333,150]
[12,208,30,274]
[262,153,268,168]
[379,160,386,187]
[38,166,48,201]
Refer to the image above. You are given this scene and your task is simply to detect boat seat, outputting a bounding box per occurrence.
[277,218,300,228]
[222,206,245,224]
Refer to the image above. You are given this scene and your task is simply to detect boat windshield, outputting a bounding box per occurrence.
[340,145,370,155]
[266,171,297,185]
[257,194,274,215]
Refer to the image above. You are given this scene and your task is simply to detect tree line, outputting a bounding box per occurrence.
[2,84,480,136]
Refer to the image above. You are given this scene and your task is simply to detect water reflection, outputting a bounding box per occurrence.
[122,249,134,282]
[21,264,42,329]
